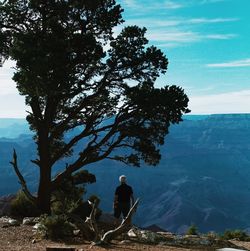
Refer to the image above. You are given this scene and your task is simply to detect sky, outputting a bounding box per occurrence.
[0,0,250,117]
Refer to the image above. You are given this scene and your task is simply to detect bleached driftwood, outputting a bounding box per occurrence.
[85,200,100,241]
[85,198,139,245]
[100,198,139,243]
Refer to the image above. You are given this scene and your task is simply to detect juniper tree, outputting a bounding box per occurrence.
[0,0,190,213]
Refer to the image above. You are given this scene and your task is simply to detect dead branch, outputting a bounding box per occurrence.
[9,149,36,203]
[67,213,95,240]
[85,200,100,242]
[99,198,140,244]
[66,199,100,241]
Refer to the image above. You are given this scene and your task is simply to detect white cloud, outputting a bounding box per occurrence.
[0,79,17,95]
[1,60,16,69]
[200,0,226,4]
[0,94,26,118]
[147,30,236,45]
[125,17,238,28]
[0,60,16,76]
[206,58,250,68]
[188,18,238,24]
[0,60,17,95]
[164,1,183,9]
[121,0,226,10]
[189,90,250,114]
[121,0,184,10]
[205,34,237,40]
[121,0,137,8]
[0,60,29,118]
[118,0,238,49]
[147,31,199,43]
[122,16,237,47]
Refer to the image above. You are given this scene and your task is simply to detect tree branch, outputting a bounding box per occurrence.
[49,81,110,140]
[84,198,140,245]
[85,200,100,242]
[9,149,36,203]
[51,132,124,190]
[100,199,140,244]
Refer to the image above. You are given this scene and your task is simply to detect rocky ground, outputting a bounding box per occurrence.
[0,222,249,251]
[0,224,198,250]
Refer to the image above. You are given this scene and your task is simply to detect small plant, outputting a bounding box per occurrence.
[186,224,198,235]
[51,171,101,220]
[72,194,102,220]
[51,177,85,215]
[221,229,250,241]
[10,190,39,217]
[38,214,75,240]
[88,195,102,219]
[205,231,218,240]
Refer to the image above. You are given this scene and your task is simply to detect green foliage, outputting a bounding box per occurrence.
[51,178,85,215]
[88,194,102,219]
[72,194,102,220]
[220,229,250,241]
[72,170,96,185]
[41,172,101,240]
[39,214,74,240]
[88,195,102,219]
[186,224,198,235]
[88,195,100,205]
[205,231,218,240]
[51,171,101,220]
[10,190,39,217]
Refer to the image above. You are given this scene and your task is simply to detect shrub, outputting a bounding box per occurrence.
[186,224,198,235]
[51,173,102,220]
[205,231,218,240]
[72,194,102,220]
[221,229,250,241]
[38,214,74,240]
[51,178,85,215]
[88,195,102,219]
[10,190,39,217]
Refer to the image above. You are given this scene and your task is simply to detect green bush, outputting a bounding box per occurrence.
[10,190,39,217]
[88,195,102,219]
[51,174,102,220]
[186,224,198,235]
[72,194,102,220]
[51,177,86,215]
[39,214,74,240]
[205,231,218,240]
[221,229,249,241]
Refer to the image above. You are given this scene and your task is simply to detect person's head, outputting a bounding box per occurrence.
[119,175,126,184]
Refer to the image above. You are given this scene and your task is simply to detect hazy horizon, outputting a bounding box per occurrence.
[1,113,250,120]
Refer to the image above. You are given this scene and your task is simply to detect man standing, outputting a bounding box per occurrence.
[114,175,134,220]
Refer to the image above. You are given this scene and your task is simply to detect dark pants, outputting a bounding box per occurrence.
[114,202,130,219]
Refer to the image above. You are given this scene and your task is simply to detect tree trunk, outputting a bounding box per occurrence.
[37,125,52,214]
[37,165,52,214]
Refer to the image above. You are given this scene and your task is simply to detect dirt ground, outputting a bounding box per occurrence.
[0,225,249,251]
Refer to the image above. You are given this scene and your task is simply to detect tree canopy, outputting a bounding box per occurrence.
[0,0,190,213]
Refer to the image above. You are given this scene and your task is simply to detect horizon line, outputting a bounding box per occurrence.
[1,112,250,119]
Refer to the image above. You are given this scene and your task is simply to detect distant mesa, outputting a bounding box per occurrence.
[1,114,250,233]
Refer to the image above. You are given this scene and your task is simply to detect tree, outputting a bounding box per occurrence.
[0,0,190,214]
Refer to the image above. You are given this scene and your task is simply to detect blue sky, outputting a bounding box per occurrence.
[118,0,250,114]
[0,0,249,117]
